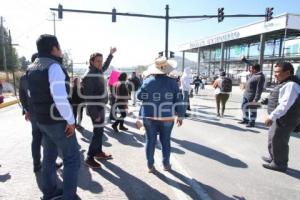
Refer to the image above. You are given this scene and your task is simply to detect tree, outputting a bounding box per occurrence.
[63,50,72,71]
[19,56,30,70]
[0,26,19,71]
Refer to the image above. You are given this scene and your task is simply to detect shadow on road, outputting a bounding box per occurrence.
[104,127,144,148]
[97,161,170,200]
[77,149,103,194]
[187,116,260,134]
[154,170,199,199]
[291,132,300,139]
[171,138,248,168]
[0,173,11,182]
[286,168,300,180]
[168,169,246,200]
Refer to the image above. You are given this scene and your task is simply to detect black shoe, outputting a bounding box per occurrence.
[119,126,128,131]
[246,123,255,128]
[238,120,248,124]
[261,156,272,163]
[112,124,119,133]
[262,162,287,172]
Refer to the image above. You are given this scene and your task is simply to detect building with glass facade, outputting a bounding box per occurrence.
[179,13,300,83]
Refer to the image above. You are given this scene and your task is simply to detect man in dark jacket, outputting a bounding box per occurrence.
[81,48,116,169]
[239,63,265,127]
[262,62,300,172]
[128,72,141,106]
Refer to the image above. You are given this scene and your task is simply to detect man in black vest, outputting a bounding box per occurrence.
[262,62,300,172]
[81,48,116,169]
[19,53,63,173]
[27,35,80,200]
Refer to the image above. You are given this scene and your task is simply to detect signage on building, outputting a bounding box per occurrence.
[179,13,298,51]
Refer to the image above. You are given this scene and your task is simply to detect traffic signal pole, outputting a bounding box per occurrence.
[165,5,169,58]
[51,5,271,60]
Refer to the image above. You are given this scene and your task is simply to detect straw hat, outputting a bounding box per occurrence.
[143,57,177,77]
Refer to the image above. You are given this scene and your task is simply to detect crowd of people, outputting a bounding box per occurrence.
[17,34,300,199]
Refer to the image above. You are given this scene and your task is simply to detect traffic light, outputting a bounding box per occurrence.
[265,7,274,22]
[58,4,63,19]
[112,8,117,22]
[158,51,163,57]
[170,51,175,58]
[218,8,224,23]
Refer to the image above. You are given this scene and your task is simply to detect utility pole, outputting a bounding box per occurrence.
[1,16,9,81]
[53,12,56,36]
[165,5,169,59]
[47,13,57,36]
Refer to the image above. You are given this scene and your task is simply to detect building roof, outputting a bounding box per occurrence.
[179,13,300,52]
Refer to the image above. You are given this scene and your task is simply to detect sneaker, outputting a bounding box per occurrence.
[84,158,102,169]
[261,156,272,163]
[112,124,119,133]
[163,164,172,171]
[119,126,128,131]
[148,166,156,173]
[262,162,287,172]
[94,152,112,160]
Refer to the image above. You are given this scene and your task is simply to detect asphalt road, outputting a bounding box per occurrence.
[0,87,300,200]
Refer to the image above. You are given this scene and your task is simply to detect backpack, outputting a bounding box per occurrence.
[220,77,232,93]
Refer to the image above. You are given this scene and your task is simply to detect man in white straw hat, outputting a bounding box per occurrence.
[137,57,184,173]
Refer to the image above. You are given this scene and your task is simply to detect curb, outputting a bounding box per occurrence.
[0,99,19,109]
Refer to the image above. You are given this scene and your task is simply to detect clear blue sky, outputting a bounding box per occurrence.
[1,0,300,67]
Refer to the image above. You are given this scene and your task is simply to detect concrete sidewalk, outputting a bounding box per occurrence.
[0,95,19,109]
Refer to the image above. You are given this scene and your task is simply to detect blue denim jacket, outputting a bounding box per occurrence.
[137,74,184,118]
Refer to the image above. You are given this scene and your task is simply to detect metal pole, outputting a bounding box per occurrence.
[53,13,56,36]
[182,51,185,72]
[258,33,265,67]
[165,5,169,59]
[281,15,289,61]
[220,42,225,71]
[197,48,201,76]
[282,28,288,61]
[1,17,8,81]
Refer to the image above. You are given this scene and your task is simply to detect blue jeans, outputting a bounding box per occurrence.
[30,116,43,168]
[37,122,80,200]
[182,90,189,115]
[143,118,174,167]
[241,97,257,124]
